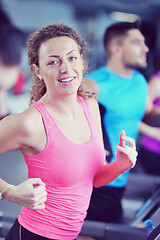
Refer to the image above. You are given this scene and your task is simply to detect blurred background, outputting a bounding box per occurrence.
[1,0,160,239]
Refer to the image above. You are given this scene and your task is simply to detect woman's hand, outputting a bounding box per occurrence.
[93,130,137,188]
[3,178,47,210]
[116,130,138,173]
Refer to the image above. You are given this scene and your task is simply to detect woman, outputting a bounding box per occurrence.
[0,23,137,240]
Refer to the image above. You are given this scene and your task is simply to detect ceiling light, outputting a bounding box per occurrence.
[110,11,140,22]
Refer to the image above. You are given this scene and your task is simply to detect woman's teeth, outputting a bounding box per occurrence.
[59,77,74,82]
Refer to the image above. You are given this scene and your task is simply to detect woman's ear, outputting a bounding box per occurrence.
[32,64,43,80]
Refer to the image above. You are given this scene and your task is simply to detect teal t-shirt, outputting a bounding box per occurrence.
[88,66,147,187]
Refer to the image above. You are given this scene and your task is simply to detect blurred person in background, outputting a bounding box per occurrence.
[138,53,160,175]
[0,23,138,240]
[85,21,150,224]
[0,6,24,120]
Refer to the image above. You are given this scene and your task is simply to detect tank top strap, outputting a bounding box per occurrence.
[77,96,89,113]
[32,100,50,120]
[32,100,44,111]
[77,96,97,138]
[31,100,54,143]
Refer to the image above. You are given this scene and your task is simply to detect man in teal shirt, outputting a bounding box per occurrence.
[86,21,148,223]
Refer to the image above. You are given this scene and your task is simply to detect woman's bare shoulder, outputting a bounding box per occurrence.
[0,107,42,153]
[2,106,42,139]
[19,106,43,135]
[85,78,99,99]
[86,96,99,111]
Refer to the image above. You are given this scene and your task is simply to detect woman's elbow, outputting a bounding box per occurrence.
[93,177,104,188]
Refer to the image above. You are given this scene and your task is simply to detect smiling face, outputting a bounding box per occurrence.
[33,36,84,99]
[120,29,149,69]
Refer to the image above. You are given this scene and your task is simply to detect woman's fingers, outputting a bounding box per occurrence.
[31,196,47,210]
[118,130,125,147]
[28,178,46,188]
[116,145,138,167]
[30,185,47,209]
[119,131,136,149]
[116,131,138,173]
[23,180,47,209]
[116,145,137,156]
[33,184,47,199]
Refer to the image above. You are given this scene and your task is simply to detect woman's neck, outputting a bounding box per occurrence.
[41,92,80,117]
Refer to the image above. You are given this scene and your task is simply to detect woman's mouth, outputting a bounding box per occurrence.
[58,77,75,84]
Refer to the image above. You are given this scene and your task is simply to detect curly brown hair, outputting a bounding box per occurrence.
[27,23,95,105]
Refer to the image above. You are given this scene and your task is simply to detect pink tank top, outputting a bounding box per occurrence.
[142,71,160,154]
[18,96,105,239]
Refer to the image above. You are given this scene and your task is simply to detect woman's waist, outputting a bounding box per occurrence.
[18,207,83,239]
[18,194,89,236]
[33,182,93,216]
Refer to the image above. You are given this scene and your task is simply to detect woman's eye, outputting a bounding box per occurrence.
[48,60,59,66]
[69,56,77,61]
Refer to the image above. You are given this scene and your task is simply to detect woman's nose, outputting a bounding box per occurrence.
[60,61,68,73]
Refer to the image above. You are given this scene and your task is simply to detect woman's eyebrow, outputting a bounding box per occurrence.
[47,50,75,59]
[67,49,75,55]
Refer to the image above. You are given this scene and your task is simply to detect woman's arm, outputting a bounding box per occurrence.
[0,178,47,209]
[0,113,28,154]
[86,97,137,188]
[0,107,46,155]
[93,130,137,187]
[0,110,47,209]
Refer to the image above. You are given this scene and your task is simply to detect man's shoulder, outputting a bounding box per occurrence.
[132,70,147,87]
[133,69,146,80]
[88,66,109,82]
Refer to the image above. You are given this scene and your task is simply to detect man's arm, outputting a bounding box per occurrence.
[142,103,160,127]
[139,121,160,141]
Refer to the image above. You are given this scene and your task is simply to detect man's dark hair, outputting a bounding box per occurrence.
[103,21,141,53]
[0,6,23,66]
[0,25,22,66]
